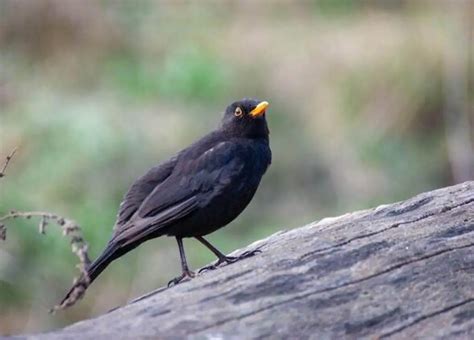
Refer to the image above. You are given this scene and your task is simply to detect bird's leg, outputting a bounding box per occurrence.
[196,236,261,273]
[168,237,195,287]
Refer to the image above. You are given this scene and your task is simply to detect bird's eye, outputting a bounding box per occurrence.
[234,107,243,117]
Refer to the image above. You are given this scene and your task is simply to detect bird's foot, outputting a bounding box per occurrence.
[167,270,195,287]
[199,249,261,273]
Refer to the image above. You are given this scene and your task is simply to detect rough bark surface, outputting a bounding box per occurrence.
[18,182,474,339]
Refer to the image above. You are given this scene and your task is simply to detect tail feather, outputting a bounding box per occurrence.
[56,242,119,310]
[56,227,151,311]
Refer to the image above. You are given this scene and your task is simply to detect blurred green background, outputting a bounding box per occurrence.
[0,0,473,335]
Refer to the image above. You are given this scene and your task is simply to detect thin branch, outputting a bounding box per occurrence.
[0,148,17,179]
[0,148,92,311]
[0,210,91,312]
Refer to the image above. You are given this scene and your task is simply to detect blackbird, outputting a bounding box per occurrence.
[59,98,271,308]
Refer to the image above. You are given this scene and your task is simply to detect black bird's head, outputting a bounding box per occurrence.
[221,98,270,139]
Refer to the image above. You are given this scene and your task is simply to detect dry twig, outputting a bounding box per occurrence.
[0,149,92,312]
[0,211,92,312]
[0,148,17,179]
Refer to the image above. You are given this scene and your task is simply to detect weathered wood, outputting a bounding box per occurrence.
[22,182,474,339]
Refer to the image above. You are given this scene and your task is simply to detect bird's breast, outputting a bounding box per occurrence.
[165,138,270,237]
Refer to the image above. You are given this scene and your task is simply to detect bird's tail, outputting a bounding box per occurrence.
[56,242,120,311]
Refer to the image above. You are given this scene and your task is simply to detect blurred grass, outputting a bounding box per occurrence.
[0,0,473,335]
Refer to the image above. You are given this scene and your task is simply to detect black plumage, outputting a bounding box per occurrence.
[59,98,271,307]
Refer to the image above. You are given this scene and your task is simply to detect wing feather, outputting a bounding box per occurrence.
[113,195,198,246]
[113,141,249,244]
[114,155,178,228]
[137,141,245,217]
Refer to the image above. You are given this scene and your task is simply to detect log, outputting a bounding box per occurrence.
[24,181,474,339]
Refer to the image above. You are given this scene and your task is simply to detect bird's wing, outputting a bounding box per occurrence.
[113,195,199,246]
[138,141,247,217]
[114,155,178,228]
[112,141,248,243]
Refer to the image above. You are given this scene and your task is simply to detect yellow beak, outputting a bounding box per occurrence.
[249,101,269,118]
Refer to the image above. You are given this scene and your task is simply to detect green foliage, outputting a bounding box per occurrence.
[105,48,231,102]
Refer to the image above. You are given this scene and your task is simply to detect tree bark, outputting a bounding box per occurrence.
[24,181,474,339]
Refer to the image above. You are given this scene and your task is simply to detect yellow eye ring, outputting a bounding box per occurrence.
[234,107,243,117]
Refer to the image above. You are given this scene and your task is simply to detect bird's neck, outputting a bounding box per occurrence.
[221,122,269,141]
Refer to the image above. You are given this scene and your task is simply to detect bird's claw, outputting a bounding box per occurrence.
[238,249,262,258]
[167,270,195,287]
[198,264,218,273]
[199,249,262,273]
